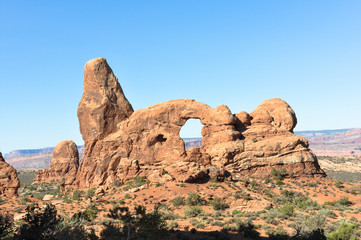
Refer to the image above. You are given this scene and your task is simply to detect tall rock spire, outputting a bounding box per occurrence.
[78,58,134,143]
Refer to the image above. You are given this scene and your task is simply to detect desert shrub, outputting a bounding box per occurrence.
[209,197,229,211]
[335,181,343,188]
[189,219,205,229]
[100,205,168,240]
[242,193,253,201]
[278,203,294,217]
[291,211,327,238]
[326,222,359,240]
[236,219,259,238]
[123,176,148,191]
[0,213,13,239]
[338,197,351,206]
[160,211,180,220]
[167,220,178,229]
[275,180,285,186]
[264,177,272,184]
[113,180,121,187]
[62,196,72,203]
[232,209,243,216]
[71,204,98,222]
[56,217,97,240]
[72,190,84,201]
[184,206,203,217]
[185,192,203,206]
[170,197,184,208]
[17,203,61,240]
[249,179,258,188]
[268,226,288,239]
[86,188,96,199]
[82,204,98,221]
[222,224,238,232]
[324,197,351,208]
[20,197,31,204]
[295,196,320,210]
[271,168,287,180]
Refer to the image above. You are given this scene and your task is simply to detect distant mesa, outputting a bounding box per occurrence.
[57,57,325,189]
[33,140,79,184]
[0,152,20,197]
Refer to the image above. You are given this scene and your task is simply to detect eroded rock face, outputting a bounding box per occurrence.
[78,58,134,143]
[34,140,79,183]
[68,58,325,189]
[0,152,20,197]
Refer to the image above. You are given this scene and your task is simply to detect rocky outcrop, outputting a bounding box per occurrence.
[34,140,79,183]
[78,58,134,143]
[65,58,325,189]
[0,152,20,197]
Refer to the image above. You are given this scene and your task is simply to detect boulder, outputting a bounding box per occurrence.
[0,152,20,197]
[42,194,54,201]
[34,140,79,183]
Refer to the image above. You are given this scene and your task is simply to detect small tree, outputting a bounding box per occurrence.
[17,203,60,240]
[0,213,13,239]
[101,204,168,240]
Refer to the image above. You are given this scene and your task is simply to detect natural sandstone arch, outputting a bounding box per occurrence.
[68,58,325,189]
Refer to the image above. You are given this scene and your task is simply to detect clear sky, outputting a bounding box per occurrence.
[1,1,360,154]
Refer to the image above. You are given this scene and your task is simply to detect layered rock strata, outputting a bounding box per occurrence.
[34,140,79,183]
[0,152,20,197]
[68,58,325,189]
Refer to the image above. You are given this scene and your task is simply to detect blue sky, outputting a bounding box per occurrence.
[1,1,360,154]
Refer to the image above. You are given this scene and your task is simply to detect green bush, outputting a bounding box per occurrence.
[100,205,168,240]
[184,206,203,217]
[189,219,205,229]
[17,203,61,240]
[56,217,98,240]
[278,203,294,217]
[123,176,148,191]
[209,197,229,211]
[335,181,343,188]
[185,192,203,206]
[0,213,13,239]
[275,180,285,186]
[72,190,84,201]
[170,197,184,208]
[271,168,287,180]
[339,197,350,206]
[114,180,121,187]
[86,188,96,199]
[327,222,358,240]
[71,204,98,222]
[236,219,259,238]
[167,220,178,229]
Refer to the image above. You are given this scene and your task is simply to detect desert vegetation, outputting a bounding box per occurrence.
[1,171,361,240]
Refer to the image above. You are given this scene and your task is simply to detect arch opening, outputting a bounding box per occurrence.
[179,118,203,149]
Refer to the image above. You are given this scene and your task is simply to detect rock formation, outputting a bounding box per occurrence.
[78,58,134,143]
[0,152,20,197]
[34,140,79,183]
[64,58,325,189]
